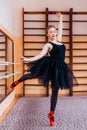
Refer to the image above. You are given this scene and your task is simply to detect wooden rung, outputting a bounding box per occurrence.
[73,69,87,71]
[73,12,87,15]
[24,41,69,44]
[48,20,69,23]
[24,34,69,37]
[66,49,70,51]
[23,55,36,57]
[24,20,45,22]
[73,48,87,50]
[62,42,70,44]
[66,56,70,58]
[23,55,41,57]
[24,11,69,15]
[24,28,46,30]
[73,91,87,93]
[76,77,87,78]
[56,28,69,31]
[24,11,45,14]
[0,84,6,86]
[0,35,4,37]
[24,55,70,60]
[73,34,87,36]
[48,11,69,15]
[24,34,45,36]
[63,28,69,30]
[73,63,87,64]
[24,41,45,43]
[77,83,87,85]
[24,84,42,86]
[73,56,87,57]
[0,49,6,51]
[24,27,69,31]
[73,84,87,86]
[0,70,6,72]
[0,56,5,58]
[73,20,87,22]
[0,42,6,44]
[73,41,87,43]
[24,48,70,51]
[23,55,70,57]
[24,48,41,51]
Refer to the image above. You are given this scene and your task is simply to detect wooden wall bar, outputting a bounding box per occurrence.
[22,8,87,96]
[72,11,87,95]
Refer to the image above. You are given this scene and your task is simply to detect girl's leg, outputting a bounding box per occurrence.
[50,87,59,112]
[48,87,59,126]
[10,73,37,88]
[18,73,36,82]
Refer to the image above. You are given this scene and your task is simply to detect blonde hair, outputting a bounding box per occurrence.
[46,25,56,34]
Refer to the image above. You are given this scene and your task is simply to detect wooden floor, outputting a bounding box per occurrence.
[0,97,19,124]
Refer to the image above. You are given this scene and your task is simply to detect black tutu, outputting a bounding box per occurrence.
[26,42,78,89]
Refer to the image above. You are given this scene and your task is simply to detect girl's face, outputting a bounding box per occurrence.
[47,27,57,41]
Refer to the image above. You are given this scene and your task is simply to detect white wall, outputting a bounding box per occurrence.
[0,0,15,35]
[0,0,87,36]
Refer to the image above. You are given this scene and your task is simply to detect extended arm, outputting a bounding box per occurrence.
[56,12,63,42]
[20,43,50,62]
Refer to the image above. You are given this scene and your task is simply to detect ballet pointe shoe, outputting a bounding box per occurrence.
[48,111,55,126]
[10,80,19,89]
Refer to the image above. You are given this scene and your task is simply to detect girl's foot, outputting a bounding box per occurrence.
[48,111,55,126]
[10,80,19,89]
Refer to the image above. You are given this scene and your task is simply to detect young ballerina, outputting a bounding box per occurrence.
[10,12,74,126]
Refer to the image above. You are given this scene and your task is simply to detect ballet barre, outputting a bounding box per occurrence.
[0,61,21,79]
[0,72,20,80]
[0,72,9,74]
[0,61,20,66]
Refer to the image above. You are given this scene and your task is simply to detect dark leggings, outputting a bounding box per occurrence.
[50,87,59,112]
[18,73,59,112]
[18,73,37,82]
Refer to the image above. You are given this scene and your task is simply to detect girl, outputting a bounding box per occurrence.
[10,12,74,126]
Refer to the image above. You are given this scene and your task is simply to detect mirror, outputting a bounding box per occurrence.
[0,30,14,102]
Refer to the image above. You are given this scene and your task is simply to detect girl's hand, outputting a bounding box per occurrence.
[19,56,29,62]
[56,12,62,18]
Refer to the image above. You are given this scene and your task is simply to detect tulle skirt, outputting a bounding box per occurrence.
[26,56,78,89]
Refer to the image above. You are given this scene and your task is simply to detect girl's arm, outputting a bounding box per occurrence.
[20,43,50,62]
[56,12,63,42]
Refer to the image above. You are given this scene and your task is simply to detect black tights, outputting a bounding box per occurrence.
[50,87,59,112]
[18,73,59,112]
[18,73,37,82]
